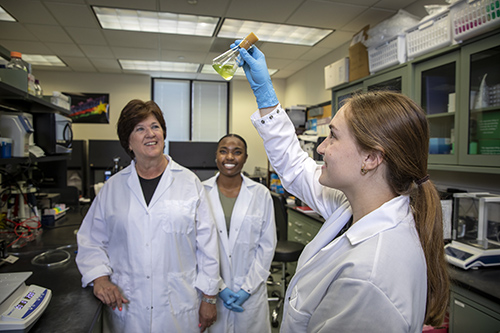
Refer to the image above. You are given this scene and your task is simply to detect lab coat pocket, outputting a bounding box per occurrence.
[160,200,196,234]
[282,285,310,332]
[167,272,198,314]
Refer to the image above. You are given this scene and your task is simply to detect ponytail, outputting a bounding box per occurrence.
[412,180,449,326]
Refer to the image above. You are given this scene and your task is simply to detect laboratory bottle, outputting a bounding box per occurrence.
[7,51,27,72]
[34,79,43,97]
[212,32,258,81]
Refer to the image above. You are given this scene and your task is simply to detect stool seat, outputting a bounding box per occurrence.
[273,240,304,262]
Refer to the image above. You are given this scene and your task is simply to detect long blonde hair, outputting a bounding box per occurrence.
[345,91,449,326]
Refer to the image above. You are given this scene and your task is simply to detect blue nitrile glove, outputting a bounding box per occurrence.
[232,289,250,307]
[231,40,279,109]
[219,287,239,304]
[223,301,244,312]
[219,288,244,312]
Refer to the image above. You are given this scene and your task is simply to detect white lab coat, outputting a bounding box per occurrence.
[203,174,276,333]
[251,106,427,333]
[76,156,220,333]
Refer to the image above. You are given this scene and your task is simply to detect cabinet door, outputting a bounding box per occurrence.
[363,66,411,95]
[458,33,500,167]
[450,291,500,333]
[414,51,460,165]
[332,83,363,114]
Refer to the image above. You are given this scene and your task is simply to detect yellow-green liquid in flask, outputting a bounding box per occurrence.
[212,64,237,81]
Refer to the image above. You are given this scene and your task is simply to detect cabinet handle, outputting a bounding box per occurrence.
[454,300,465,308]
[295,222,303,227]
[294,229,303,235]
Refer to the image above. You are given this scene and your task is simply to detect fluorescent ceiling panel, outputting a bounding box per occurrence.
[218,19,332,46]
[94,6,218,36]
[23,54,66,67]
[201,64,277,77]
[120,59,200,72]
[0,6,15,22]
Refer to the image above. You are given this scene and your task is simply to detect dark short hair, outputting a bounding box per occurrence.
[117,99,167,159]
[217,133,248,154]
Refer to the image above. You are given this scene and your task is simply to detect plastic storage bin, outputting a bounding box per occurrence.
[406,10,453,59]
[367,34,406,74]
[451,0,500,42]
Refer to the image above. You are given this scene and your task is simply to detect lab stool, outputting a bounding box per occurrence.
[268,239,304,328]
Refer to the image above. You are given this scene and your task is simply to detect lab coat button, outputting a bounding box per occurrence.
[146,276,150,279]
[269,115,273,119]
[261,120,265,124]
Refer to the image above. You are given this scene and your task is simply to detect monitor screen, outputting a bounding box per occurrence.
[168,141,218,169]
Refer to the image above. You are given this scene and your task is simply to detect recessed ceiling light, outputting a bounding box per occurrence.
[93,6,219,37]
[119,59,200,72]
[22,54,66,67]
[0,6,15,22]
[218,19,333,46]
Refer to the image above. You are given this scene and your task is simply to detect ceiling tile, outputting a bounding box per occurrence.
[110,46,160,60]
[90,58,122,72]
[103,30,160,48]
[299,46,333,61]
[0,0,57,25]
[44,2,100,28]
[66,27,108,46]
[159,0,231,17]
[88,0,157,11]
[25,24,73,43]
[159,51,206,63]
[45,42,84,57]
[287,1,367,29]
[316,31,355,48]
[0,40,52,54]
[59,56,96,71]
[260,43,310,60]
[225,0,304,23]
[341,7,395,32]
[159,35,214,52]
[80,45,114,58]
[0,22,38,41]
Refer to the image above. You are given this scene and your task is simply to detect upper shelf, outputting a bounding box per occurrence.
[0,81,70,116]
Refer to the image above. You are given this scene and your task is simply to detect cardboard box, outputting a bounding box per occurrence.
[324,57,349,89]
[0,68,28,92]
[349,25,370,82]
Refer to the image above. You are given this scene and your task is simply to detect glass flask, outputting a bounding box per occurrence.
[212,32,258,81]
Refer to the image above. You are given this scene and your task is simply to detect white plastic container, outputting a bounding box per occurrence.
[367,34,406,74]
[406,9,453,59]
[451,0,500,42]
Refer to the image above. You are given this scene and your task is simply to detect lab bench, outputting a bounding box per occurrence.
[0,210,102,333]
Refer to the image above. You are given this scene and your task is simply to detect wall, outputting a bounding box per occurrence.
[35,71,151,141]
[35,70,285,176]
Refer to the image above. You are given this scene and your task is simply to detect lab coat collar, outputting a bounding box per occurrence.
[204,173,256,254]
[124,155,177,210]
[345,195,412,245]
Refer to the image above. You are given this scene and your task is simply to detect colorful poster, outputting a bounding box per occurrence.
[65,92,109,124]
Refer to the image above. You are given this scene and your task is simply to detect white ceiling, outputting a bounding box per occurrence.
[0,0,447,80]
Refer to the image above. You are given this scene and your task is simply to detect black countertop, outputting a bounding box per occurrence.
[448,264,500,304]
[0,208,101,333]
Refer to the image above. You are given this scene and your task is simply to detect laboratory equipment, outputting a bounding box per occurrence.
[0,112,34,157]
[34,113,73,155]
[445,192,500,269]
[0,272,51,332]
[212,32,258,81]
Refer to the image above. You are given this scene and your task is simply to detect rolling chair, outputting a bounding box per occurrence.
[268,191,304,328]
